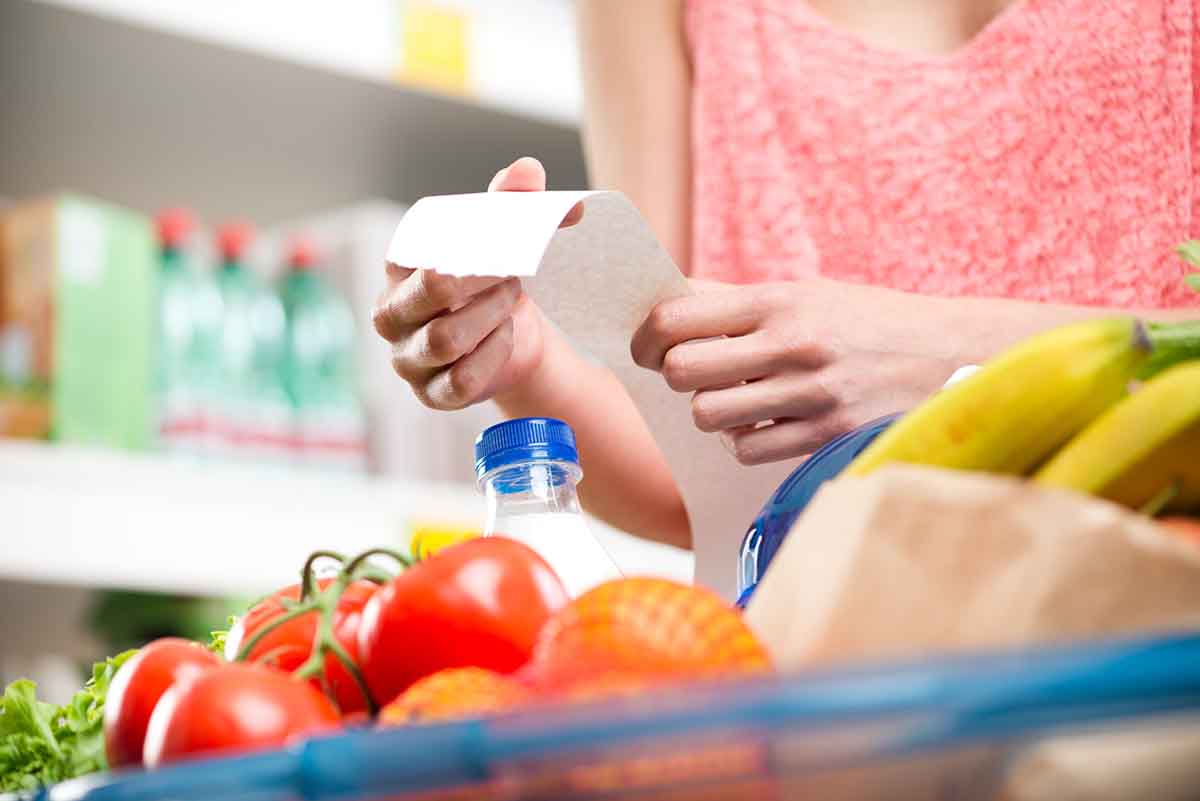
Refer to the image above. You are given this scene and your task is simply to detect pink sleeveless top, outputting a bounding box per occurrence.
[686,0,1200,309]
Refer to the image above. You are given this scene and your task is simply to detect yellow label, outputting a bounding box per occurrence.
[409,523,480,560]
[397,1,470,95]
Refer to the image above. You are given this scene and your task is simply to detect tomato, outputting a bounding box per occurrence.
[225,579,376,715]
[103,638,220,768]
[142,663,339,766]
[357,537,568,707]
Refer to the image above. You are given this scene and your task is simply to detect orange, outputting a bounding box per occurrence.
[526,577,772,695]
[378,667,533,725]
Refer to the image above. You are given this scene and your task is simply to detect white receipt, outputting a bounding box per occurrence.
[387,191,801,598]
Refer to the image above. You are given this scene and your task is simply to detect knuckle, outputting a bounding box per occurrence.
[371,303,395,339]
[646,303,677,339]
[778,331,825,368]
[424,318,465,363]
[661,350,691,391]
[729,435,760,466]
[389,351,421,382]
[421,271,462,310]
[690,393,722,432]
[750,286,781,318]
[411,384,445,411]
[446,363,482,406]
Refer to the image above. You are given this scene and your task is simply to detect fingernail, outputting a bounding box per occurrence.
[487,168,509,192]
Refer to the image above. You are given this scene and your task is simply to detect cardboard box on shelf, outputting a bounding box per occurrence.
[0,195,156,448]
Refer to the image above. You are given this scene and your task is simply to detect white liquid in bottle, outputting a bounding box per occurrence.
[476,419,623,598]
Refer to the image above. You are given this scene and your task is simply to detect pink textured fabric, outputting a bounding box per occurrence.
[686,0,1200,310]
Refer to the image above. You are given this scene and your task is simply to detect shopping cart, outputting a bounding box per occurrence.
[26,629,1200,801]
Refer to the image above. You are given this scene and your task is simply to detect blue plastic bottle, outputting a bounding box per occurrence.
[735,413,900,608]
[734,365,983,608]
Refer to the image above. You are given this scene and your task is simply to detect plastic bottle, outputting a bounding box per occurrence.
[153,209,223,458]
[735,365,982,608]
[278,236,366,473]
[213,222,291,466]
[474,417,623,597]
[735,414,898,607]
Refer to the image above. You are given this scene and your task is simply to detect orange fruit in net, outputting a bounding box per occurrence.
[378,667,534,725]
[526,577,772,696]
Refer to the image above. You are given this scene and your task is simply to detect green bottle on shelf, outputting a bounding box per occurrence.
[279,237,366,473]
[154,209,223,458]
[214,222,292,467]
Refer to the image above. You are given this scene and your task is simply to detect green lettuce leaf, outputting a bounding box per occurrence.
[0,680,63,792]
[208,614,237,656]
[0,650,136,793]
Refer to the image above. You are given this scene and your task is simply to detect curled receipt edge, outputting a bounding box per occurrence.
[387,191,802,598]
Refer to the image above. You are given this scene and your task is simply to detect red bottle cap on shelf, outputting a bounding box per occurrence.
[286,235,319,270]
[217,221,255,262]
[155,208,195,250]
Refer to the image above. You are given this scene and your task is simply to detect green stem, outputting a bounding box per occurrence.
[234,602,316,662]
[329,638,378,716]
[291,576,379,714]
[342,547,411,578]
[1143,319,1200,379]
[299,550,347,601]
[1140,482,1180,518]
[352,565,396,585]
[243,547,401,713]
[293,649,326,681]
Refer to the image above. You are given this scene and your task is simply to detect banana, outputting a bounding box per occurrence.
[845,318,1154,477]
[1032,360,1200,514]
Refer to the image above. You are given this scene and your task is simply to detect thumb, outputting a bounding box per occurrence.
[488,156,546,192]
[486,156,582,228]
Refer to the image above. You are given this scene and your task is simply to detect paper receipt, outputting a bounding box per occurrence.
[386,191,802,598]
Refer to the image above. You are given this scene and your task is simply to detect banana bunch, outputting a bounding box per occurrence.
[1033,360,1200,514]
[844,316,1200,517]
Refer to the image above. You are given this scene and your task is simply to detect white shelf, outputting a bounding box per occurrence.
[1,440,694,597]
[0,1,589,224]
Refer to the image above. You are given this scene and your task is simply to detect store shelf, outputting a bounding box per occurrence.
[30,0,582,126]
[0,0,589,224]
[0,440,694,597]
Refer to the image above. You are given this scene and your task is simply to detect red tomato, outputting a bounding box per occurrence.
[142,663,339,766]
[103,638,220,768]
[225,579,376,715]
[357,537,568,707]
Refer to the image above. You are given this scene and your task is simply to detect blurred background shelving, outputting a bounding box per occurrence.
[0,437,692,596]
[0,0,695,702]
[0,0,589,223]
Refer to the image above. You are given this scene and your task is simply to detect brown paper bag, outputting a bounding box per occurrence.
[743,465,1200,800]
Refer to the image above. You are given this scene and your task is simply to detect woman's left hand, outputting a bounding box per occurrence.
[630,278,965,465]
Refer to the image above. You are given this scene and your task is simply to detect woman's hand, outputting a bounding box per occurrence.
[630,277,964,465]
[372,157,580,410]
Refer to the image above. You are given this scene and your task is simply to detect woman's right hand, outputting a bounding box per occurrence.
[372,157,580,410]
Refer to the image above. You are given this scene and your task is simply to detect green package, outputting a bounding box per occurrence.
[0,195,157,449]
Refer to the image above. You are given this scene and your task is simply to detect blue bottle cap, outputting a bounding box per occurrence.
[474,417,579,479]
